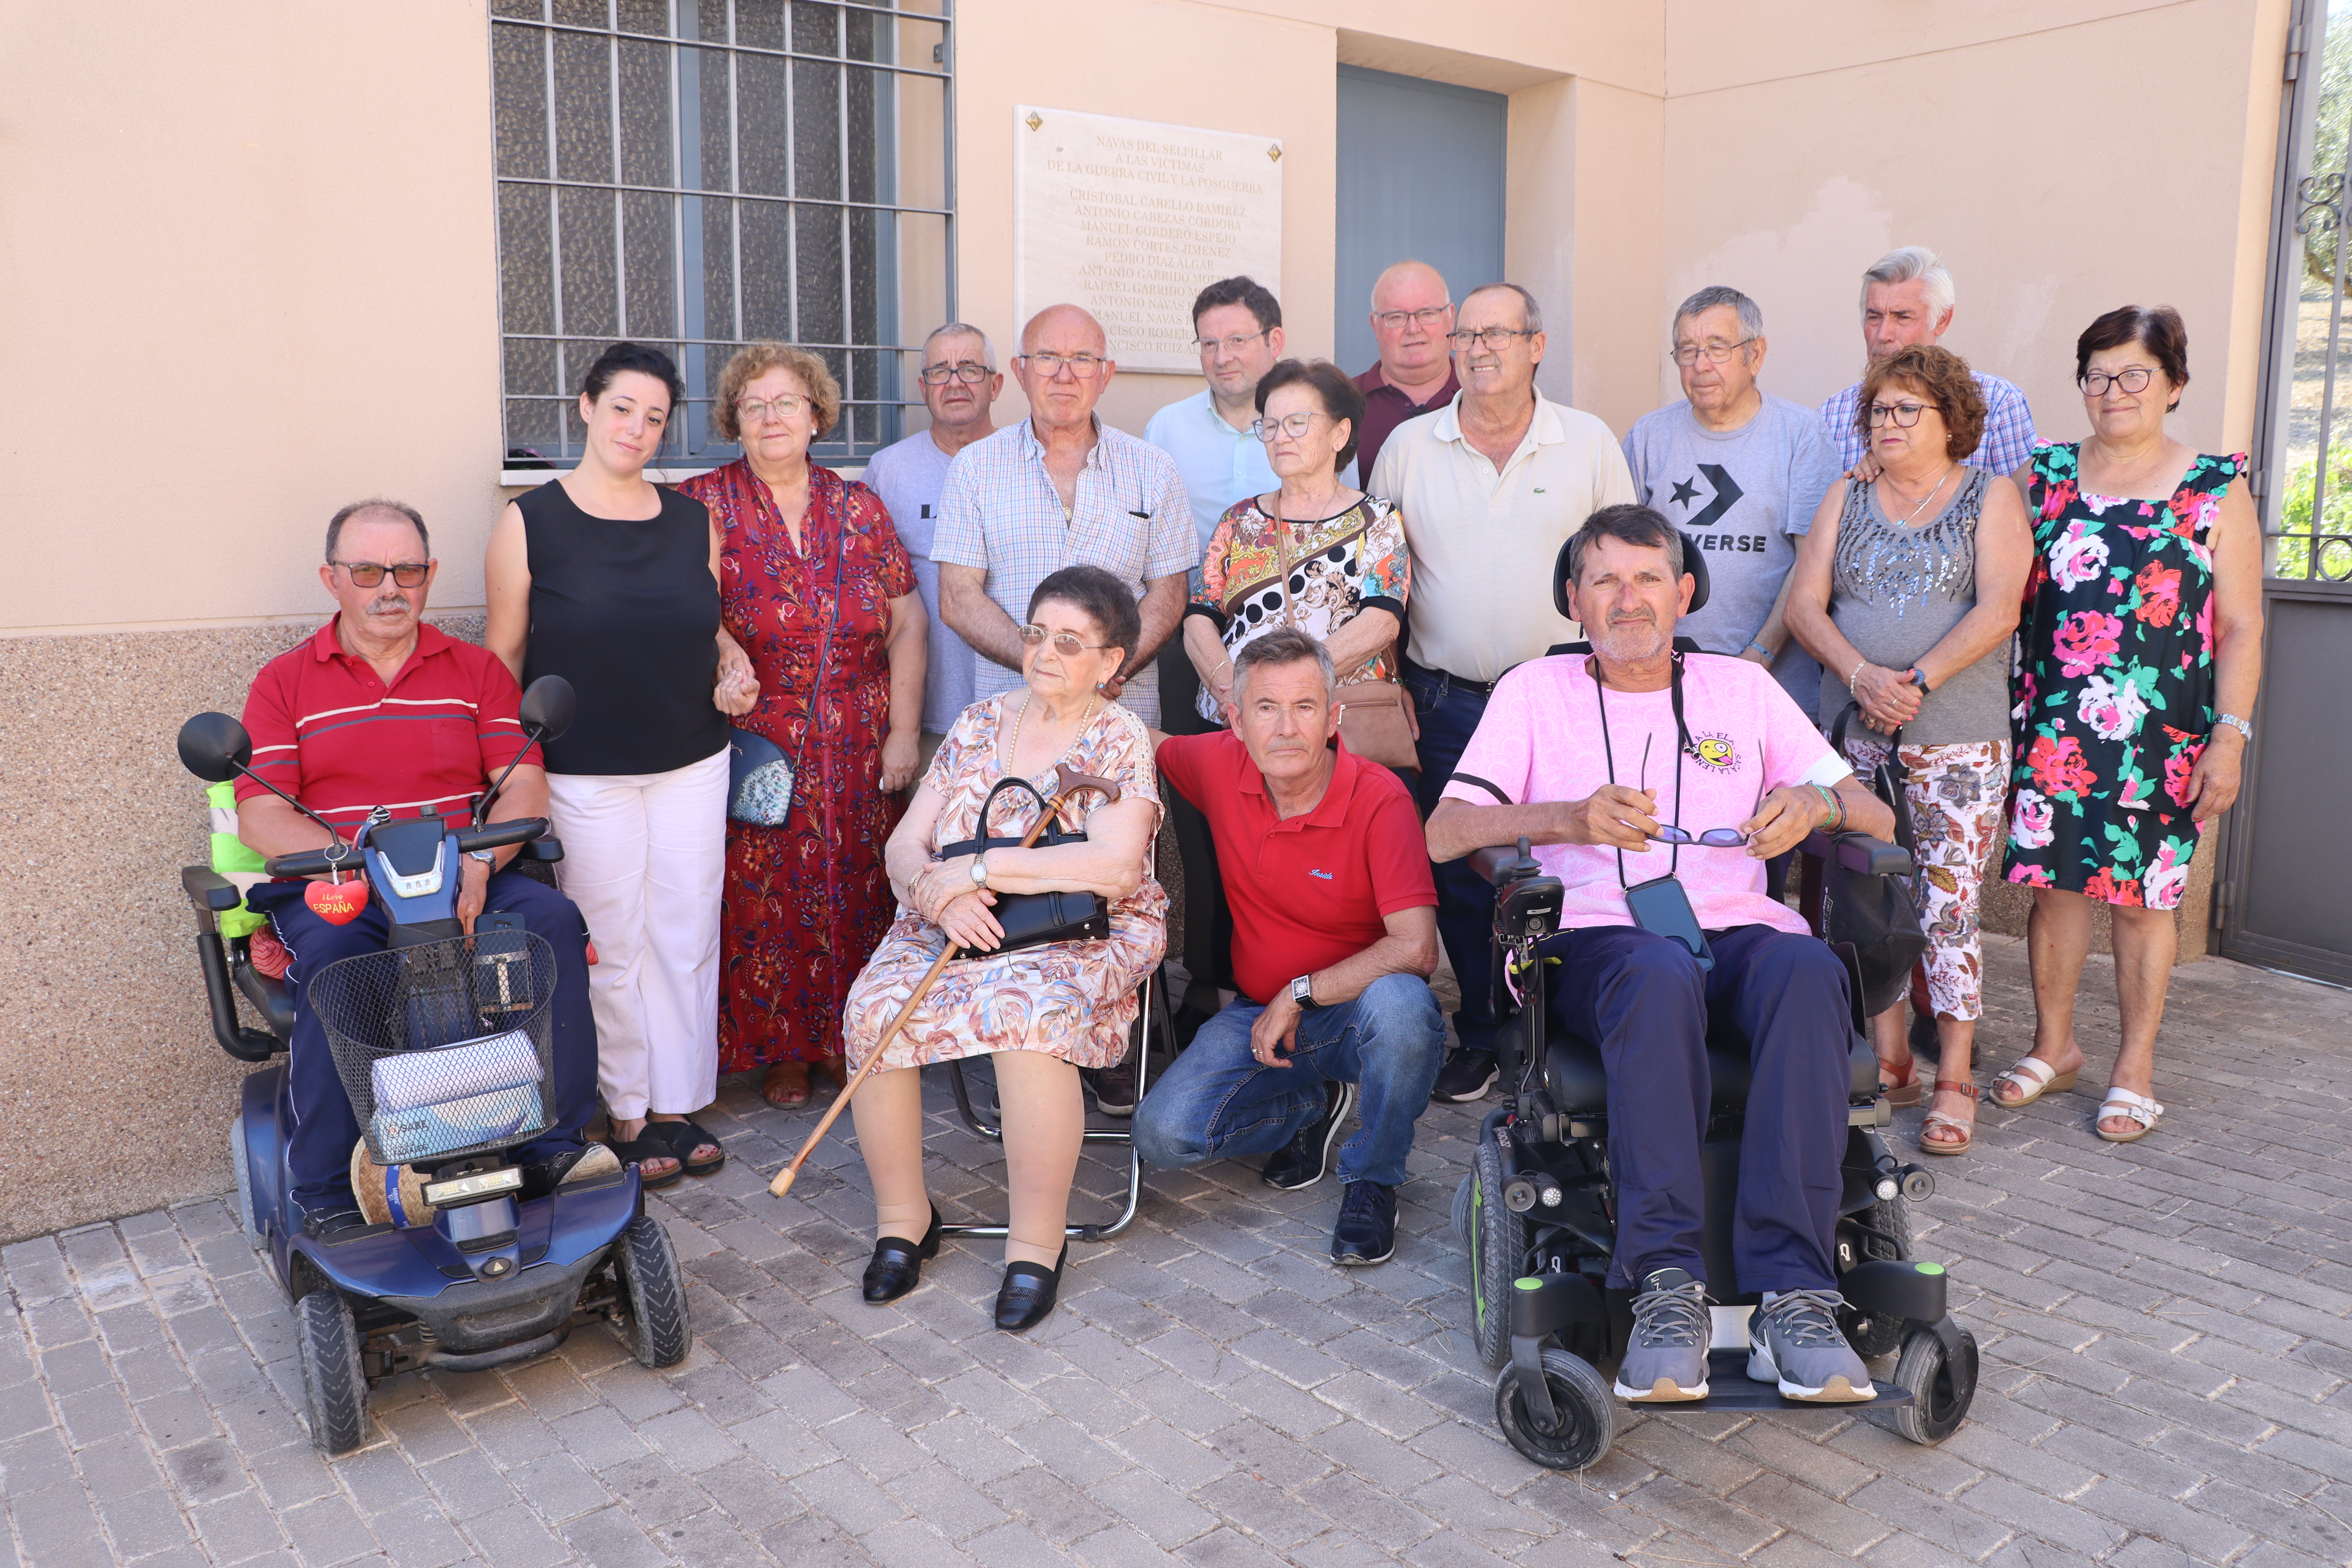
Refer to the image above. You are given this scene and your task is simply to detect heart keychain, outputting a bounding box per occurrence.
[305,843,368,925]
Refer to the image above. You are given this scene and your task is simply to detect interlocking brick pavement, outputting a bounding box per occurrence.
[4,935,2351,1566]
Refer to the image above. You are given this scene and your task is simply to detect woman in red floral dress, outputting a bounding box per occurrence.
[682,345,926,1107]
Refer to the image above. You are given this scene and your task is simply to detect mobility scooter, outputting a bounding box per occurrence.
[175,677,690,1455]
[1448,541,1979,1470]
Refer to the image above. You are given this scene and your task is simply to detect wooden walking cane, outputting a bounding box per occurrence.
[768,761,1126,1198]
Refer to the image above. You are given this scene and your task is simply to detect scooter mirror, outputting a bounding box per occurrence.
[177,712,254,783]
[518,676,575,743]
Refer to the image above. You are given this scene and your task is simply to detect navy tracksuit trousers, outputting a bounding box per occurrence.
[1543,923,1852,1295]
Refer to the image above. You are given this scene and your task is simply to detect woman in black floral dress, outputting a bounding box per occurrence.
[1992,308,2263,1143]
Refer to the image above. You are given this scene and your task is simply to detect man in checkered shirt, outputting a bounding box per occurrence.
[933,304,1195,727]
[1818,246,2037,478]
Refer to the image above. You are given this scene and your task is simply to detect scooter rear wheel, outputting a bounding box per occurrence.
[296,1289,368,1455]
[615,1215,692,1369]
[1494,1347,1614,1471]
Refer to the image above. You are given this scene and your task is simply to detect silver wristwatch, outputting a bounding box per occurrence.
[969,853,990,887]
[1290,974,1321,1011]
[467,849,496,867]
[2216,712,2252,742]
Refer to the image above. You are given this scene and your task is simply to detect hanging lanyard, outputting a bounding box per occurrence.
[1591,653,1696,889]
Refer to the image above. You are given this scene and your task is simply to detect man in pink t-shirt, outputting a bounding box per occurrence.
[1428,505,1895,1405]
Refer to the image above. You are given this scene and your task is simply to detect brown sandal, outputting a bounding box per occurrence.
[1877,1053,1922,1109]
[1918,1079,1978,1156]
[812,1052,850,1093]
[762,1060,813,1109]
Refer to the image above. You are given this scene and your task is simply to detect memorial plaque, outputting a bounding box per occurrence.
[1015,106,1283,373]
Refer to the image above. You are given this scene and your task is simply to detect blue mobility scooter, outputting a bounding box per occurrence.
[1448,541,1978,1470]
[176,678,690,1455]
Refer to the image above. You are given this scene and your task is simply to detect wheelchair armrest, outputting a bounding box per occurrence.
[1801,831,1914,878]
[1470,839,1543,888]
[521,836,564,864]
[180,866,242,927]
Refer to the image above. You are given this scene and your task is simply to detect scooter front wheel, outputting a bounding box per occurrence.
[615,1215,692,1369]
[296,1289,369,1455]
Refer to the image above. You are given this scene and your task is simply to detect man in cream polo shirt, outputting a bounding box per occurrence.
[1368,280,1635,1101]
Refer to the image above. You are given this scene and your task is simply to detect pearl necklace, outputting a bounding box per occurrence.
[1007,690,1099,778]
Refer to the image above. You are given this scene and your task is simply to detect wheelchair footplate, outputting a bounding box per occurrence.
[1624,1347,1912,1411]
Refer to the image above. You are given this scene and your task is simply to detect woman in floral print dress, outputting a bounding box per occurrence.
[1995,308,2263,1142]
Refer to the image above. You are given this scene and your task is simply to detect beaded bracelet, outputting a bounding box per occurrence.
[1846,659,1868,695]
[1810,782,1845,833]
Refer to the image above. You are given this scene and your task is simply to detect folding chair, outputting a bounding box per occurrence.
[938,964,1174,1242]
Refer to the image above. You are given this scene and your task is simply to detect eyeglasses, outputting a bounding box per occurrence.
[1016,352,1108,378]
[1651,824,1750,847]
[1671,338,1755,367]
[1447,327,1536,350]
[918,362,993,385]
[737,395,805,424]
[1866,401,1938,427]
[2080,367,2155,396]
[1373,305,1453,331]
[333,561,430,588]
[1018,624,1113,655]
[1194,328,1270,356]
[1250,411,1323,443]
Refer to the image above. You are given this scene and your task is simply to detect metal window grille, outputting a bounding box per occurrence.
[491,0,955,469]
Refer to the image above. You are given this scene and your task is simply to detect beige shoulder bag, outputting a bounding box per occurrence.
[1269,494,1419,770]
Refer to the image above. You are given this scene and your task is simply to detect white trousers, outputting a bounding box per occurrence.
[546,748,728,1120]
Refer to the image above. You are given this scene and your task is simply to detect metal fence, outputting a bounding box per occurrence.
[491,0,954,468]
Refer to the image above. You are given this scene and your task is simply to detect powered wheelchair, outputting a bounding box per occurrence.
[174,678,690,1454]
[1445,538,1978,1471]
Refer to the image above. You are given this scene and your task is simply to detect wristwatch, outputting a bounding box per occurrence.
[1906,667,1931,691]
[969,853,990,887]
[467,849,496,868]
[1290,974,1321,1011]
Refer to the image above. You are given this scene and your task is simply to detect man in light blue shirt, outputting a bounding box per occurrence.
[1143,275,1288,565]
[861,323,1000,774]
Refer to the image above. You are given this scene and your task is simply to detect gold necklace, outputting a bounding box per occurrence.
[1007,690,1099,775]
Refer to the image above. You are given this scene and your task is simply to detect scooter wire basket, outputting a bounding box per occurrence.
[307,931,559,1166]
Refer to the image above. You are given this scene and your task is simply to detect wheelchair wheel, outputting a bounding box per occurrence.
[1469,1138,1524,1369]
[1451,1172,1475,1249]
[1835,1195,1912,1357]
[295,1289,369,1455]
[1494,1347,1614,1470]
[615,1215,692,1369]
[1878,1323,1978,1445]
[229,1118,262,1251]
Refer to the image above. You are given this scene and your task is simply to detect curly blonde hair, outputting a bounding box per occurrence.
[712,342,842,441]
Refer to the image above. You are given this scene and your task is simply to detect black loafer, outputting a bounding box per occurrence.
[301,1204,371,1242]
[993,1245,1068,1332]
[861,1205,943,1304]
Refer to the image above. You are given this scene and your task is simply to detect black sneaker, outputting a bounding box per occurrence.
[1431,1049,1499,1103]
[1330,1181,1397,1266]
[1083,1057,1138,1117]
[301,1204,371,1241]
[1261,1081,1356,1190]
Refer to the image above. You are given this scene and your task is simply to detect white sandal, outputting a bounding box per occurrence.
[2094,1087,2164,1143]
[1990,1055,2078,1108]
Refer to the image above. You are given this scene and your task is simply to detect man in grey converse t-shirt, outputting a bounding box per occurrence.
[1623,286,1841,717]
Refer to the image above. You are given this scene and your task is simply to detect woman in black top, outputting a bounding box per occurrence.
[486,343,757,1186]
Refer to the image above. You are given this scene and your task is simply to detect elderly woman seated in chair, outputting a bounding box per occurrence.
[838,564,1166,1332]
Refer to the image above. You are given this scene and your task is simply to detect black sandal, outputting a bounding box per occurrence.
[647,1117,725,1176]
[606,1131,684,1189]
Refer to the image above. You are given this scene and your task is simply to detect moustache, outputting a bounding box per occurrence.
[365,596,413,616]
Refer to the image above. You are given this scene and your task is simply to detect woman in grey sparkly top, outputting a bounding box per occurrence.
[1786,345,2031,1156]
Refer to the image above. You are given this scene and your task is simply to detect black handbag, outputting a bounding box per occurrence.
[1820,704,1929,1017]
[935,776,1111,954]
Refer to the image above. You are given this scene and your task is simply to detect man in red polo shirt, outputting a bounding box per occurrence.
[235,500,603,1236]
[1132,626,1444,1267]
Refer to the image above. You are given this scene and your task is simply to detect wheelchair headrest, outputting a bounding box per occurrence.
[1552,529,1711,622]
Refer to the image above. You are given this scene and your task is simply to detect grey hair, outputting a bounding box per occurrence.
[325,499,429,562]
[1231,625,1336,698]
[1673,285,1764,343]
[923,321,997,372]
[1860,245,1955,319]
[1460,281,1543,336]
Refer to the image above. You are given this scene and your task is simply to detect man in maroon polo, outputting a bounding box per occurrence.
[1132,626,1445,1268]
[1354,260,1462,483]
[235,499,602,1235]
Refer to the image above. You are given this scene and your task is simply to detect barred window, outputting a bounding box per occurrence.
[491,0,954,470]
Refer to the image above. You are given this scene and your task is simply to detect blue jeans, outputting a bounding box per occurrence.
[249,872,599,1210]
[1132,974,1446,1187]
[1399,659,1497,1055]
[1543,924,1852,1294]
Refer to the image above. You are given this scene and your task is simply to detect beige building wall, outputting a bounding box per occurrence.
[0,0,2289,1239]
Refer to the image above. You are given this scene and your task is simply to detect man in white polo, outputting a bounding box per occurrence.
[1370,281,1634,1101]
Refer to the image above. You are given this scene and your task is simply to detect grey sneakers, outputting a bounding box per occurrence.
[1613,1267,1711,1401]
[1748,1289,1875,1401]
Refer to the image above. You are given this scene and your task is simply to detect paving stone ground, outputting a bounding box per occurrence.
[5,935,2352,1567]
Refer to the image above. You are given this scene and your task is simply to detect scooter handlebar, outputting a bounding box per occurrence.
[264,818,550,878]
